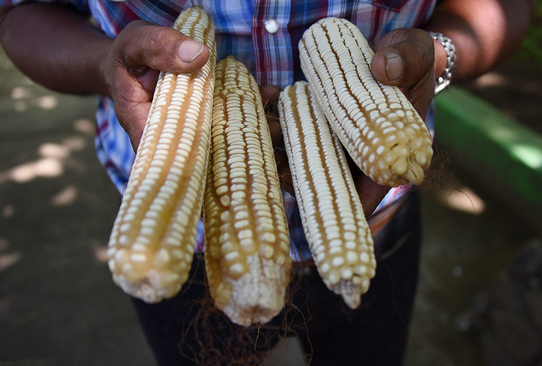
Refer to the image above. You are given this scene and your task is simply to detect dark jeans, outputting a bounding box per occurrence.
[131,190,422,366]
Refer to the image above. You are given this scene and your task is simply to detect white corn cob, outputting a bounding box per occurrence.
[107,7,216,303]
[203,56,291,326]
[299,17,433,187]
[278,81,376,309]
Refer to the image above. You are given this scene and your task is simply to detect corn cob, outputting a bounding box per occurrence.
[278,81,375,309]
[107,7,216,303]
[203,56,291,326]
[299,17,433,187]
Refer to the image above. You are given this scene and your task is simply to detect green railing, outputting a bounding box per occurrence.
[435,87,542,222]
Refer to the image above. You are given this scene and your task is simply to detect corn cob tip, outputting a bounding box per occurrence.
[335,279,364,309]
[112,270,186,304]
[221,257,291,326]
[399,154,426,186]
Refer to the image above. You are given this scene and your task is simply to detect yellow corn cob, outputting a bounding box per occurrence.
[107,7,216,303]
[299,17,433,187]
[278,81,375,309]
[203,56,291,326]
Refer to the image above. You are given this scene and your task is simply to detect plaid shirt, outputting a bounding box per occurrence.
[1,0,437,260]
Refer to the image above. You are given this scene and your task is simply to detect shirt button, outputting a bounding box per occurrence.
[264,19,280,34]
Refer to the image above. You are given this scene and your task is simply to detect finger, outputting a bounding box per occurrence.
[355,175,391,218]
[260,84,281,108]
[370,28,434,89]
[107,66,154,151]
[260,84,282,145]
[267,117,283,146]
[115,100,150,152]
[119,20,209,74]
[136,68,160,95]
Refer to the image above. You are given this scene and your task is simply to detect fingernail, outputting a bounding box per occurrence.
[385,52,403,81]
[178,40,204,63]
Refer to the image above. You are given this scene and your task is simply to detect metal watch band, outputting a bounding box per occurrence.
[428,31,456,95]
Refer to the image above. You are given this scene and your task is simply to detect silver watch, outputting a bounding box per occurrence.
[428,31,456,95]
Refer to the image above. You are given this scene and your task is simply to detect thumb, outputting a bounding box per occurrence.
[370,28,434,89]
[118,20,210,74]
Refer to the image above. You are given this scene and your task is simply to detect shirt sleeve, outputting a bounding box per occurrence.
[0,0,90,15]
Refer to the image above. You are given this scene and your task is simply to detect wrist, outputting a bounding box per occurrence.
[96,37,115,98]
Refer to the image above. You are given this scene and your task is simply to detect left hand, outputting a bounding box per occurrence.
[371,27,441,119]
[355,27,441,215]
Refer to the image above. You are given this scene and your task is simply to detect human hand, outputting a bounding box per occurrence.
[102,20,210,151]
[370,27,444,119]
[352,28,445,216]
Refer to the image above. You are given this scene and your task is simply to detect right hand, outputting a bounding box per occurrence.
[102,20,209,151]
